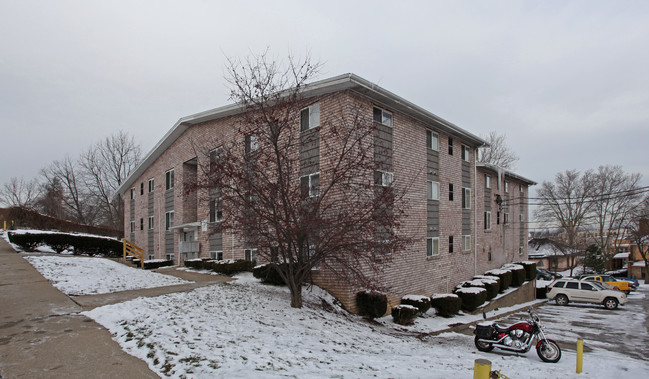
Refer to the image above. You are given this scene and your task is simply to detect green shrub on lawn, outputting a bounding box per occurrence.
[7,232,122,257]
[391,305,419,325]
[401,295,431,314]
[356,290,388,318]
[252,263,287,285]
[454,287,487,311]
[430,294,462,317]
[485,269,512,292]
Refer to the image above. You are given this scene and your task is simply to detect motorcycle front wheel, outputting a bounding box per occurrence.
[537,340,561,363]
[474,336,494,352]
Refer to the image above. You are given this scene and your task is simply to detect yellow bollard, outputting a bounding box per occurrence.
[473,358,491,379]
[576,338,583,373]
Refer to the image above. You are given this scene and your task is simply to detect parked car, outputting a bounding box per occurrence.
[614,277,639,290]
[581,275,633,294]
[537,268,563,280]
[546,279,627,310]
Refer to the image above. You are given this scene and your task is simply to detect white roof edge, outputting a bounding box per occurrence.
[477,162,537,185]
[116,73,489,197]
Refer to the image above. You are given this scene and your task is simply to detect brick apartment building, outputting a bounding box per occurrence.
[116,73,534,311]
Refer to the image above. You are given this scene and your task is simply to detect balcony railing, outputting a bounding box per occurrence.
[179,241,200,254]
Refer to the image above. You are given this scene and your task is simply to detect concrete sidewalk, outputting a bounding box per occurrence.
[0,238,158,378]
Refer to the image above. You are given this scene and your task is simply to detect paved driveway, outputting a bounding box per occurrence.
[499,286,649,360]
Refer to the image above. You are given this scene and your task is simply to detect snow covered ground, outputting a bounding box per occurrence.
[82,272,649,378]
[24,255,190,295]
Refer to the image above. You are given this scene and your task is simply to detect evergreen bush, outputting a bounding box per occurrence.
[401,295,431,314]
[472,277,500,300]
[454,287,487,311]
[356,290,388,318]
[430,294,462,317]
[517,261,537,281]
[485,269,512,292]
[391,305,419,325]
[143,260,174,269]
[252,263,287,285]
[502,264,526,287]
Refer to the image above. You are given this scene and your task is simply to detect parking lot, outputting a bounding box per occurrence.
[499,286,648,360]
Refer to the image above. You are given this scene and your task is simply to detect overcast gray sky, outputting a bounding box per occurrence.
[2,0,648,192]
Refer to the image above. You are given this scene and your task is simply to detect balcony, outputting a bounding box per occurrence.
[179,241,200,254]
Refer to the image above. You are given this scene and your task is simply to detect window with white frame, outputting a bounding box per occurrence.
[374,171,394,187]
[165,211,174,230]
[148,216,154,230]
[461,145,470,162]
[210,198,223,222]
[148,178,154,193]
[484,211,491,230]
[427,180,440,200]
[427,237,439,257]
[210,251,223,260]
[520,184,524,193]
[300,172,320,198]
[504,181,509,193]
[244,248,258,262]
[462,235,471,251]
[485,174,490,189]
[148,254,155,260]
[166,253,174,261]
[520,213,524,223]
[165,169,174,190]
[373,107,393,127]
[130,221,135,233]
[504,212,510,225]
[462,187,471,209]
[245,134,258,153]
[519,246,524,255]
[426,130,439,151]
[300,103,320,131]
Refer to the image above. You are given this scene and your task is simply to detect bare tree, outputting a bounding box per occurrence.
[0,177,40,209]
[535,169,596,276]
[37,176,66,219]
[477,131,519,170]
[80,131,141,229]
[589,165,643,269]
[627,195,649,281]
[41,156,96,225]
[193,52,412,308]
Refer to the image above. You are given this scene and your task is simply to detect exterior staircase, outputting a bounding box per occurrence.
[123,239,145,268]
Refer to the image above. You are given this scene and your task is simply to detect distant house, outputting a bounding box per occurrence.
[611,234,648,279]
[527,238,579,272]
[116,73,535,312]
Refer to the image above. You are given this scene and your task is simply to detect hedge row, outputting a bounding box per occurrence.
[183,258,254,275]
[252,263,287,285]
[8,232,122,257]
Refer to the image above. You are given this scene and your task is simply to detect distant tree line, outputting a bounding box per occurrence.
[0,131,141,232]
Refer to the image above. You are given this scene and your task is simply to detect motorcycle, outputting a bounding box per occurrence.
[473,307,561,363]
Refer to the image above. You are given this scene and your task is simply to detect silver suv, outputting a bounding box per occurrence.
[546,279,627,310]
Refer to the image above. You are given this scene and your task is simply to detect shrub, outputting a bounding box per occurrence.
[356,290,388,318]
[252,263,287,285]
[485,269,512,292]
[143,260,174,270]
[183,258,205,269]
[517,261,537,281]
[7,232,122,257]
[502,264,526,287]
[472,277,499,300]
[536,286,548,299]
[430,294,462,317]
[184,259,254,275]
[455,287,487,311]
[7,232,41,251]
[391,305,419,325]
[401,295,431,314]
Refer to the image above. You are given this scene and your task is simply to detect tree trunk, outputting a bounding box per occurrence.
[288,279,303,308]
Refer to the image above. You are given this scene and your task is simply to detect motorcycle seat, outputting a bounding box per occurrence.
[493,324,509,333]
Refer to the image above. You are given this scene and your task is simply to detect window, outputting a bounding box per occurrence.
[504,181,509,193]
[210,251,223,260]
[373,107,393,127]
[566,282,579,289]
[448,137,453,155]
[449,235,454,253]
[140,218,144,231]
[426,130,439,151]
[427,237,439,257]
[165,169,175,190]
[300,172,320,198]
[427,181,440,200]
[581,282,595,291]
[484,211,491,230]
[504,212,510,225]
[497,211,501,225]
[462,235,471,251]
[461,145,470,162]
[148,216,154,230]
[520,214,524,223]
[245,134,258,153]
[449,183,454,201]
[485,174,490,189]
[519,246,524,256]
[462,188,471,209]
[148,254,155,260]
[140,182,144,195]
[244,248,258,262]
[520,184,525,193]
[130,188,135,200]
[166,253,174,261]
[130,221,135,233]
[300,104,320,131]
[374,171,393,187]
[209,198,223,222]
[148,178,154,193]
[165,211,174,230]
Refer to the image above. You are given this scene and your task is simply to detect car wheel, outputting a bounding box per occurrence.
[604,297,618,310]
[555,294,569,306]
